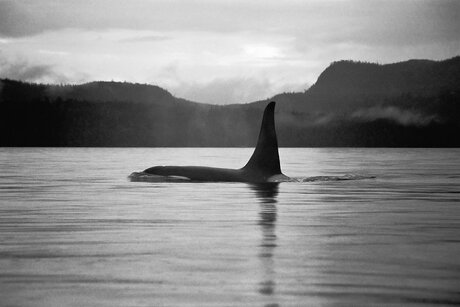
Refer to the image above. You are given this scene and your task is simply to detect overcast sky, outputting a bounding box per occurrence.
[0,0,459,104]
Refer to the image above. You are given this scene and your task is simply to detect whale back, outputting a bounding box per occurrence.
[243,101,282,176]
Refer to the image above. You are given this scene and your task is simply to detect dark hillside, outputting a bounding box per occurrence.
[45,81,175,105]
[1,56,459,147]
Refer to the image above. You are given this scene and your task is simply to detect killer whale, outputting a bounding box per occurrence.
[141,101,290,183]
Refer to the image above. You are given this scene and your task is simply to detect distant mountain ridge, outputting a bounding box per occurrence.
[268,56,460,112]
[260,56,460,131]
[1,56,459,146]
[47,81,174,104]
[308,57,460,107]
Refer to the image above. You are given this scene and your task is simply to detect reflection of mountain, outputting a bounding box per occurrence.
[1,56,459,146]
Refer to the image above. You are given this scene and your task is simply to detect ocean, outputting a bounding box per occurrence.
[1,147,459,306]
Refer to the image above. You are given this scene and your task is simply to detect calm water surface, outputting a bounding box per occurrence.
[1,148,460,306]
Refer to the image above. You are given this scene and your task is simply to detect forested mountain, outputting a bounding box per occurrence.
[46,81,175,105]
[1,56,459,147]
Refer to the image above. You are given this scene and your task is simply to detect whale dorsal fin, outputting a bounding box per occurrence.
[243,101,282,175]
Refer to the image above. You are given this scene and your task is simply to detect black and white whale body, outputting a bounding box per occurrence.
[141,101,290,183]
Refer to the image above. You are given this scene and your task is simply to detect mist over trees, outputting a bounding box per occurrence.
[1,56,459,147]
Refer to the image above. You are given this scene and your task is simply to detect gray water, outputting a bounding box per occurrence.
[1,148,459,306]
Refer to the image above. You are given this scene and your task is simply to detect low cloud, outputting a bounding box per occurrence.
[0,61,53,81]
[0,54,68,83]
[169,78,306,104]
[351,106,438,126]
